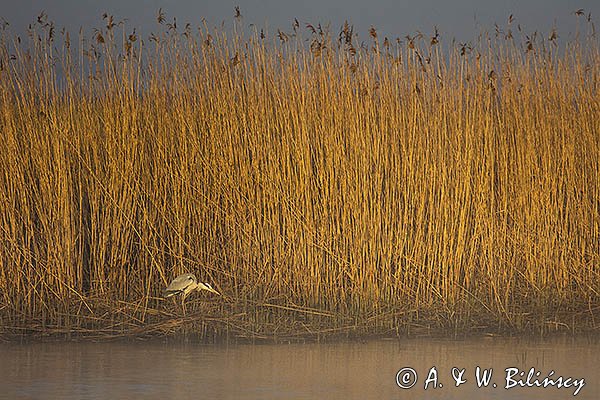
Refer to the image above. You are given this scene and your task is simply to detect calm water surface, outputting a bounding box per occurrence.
[0,336,597,399]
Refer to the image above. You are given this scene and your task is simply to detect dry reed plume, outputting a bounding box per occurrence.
[0,10,598,340]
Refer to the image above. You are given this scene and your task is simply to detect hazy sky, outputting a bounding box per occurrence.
[2,0,599,43]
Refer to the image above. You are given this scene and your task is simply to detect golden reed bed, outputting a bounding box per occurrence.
[0,10,598,340]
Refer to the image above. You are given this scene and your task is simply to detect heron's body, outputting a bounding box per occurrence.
[163,273,220,314]
[163,273,200,298]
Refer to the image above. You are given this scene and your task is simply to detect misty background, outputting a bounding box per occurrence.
[1,0,599,45]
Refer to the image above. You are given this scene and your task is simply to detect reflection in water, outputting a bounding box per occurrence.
[0,336,597,399]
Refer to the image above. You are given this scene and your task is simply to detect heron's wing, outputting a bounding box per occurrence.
[163,273,196,297]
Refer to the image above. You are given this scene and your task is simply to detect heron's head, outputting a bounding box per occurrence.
[197,282,220,295]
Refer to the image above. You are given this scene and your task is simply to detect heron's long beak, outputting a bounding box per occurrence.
[198,282,220,295]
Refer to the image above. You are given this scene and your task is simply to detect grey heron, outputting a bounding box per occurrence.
[163,272,220,314]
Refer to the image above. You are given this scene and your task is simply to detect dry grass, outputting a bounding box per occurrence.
[0,11,598,340]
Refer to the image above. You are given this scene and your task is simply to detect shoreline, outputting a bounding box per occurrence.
[2,328,598,344]
[2,303,598,343]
